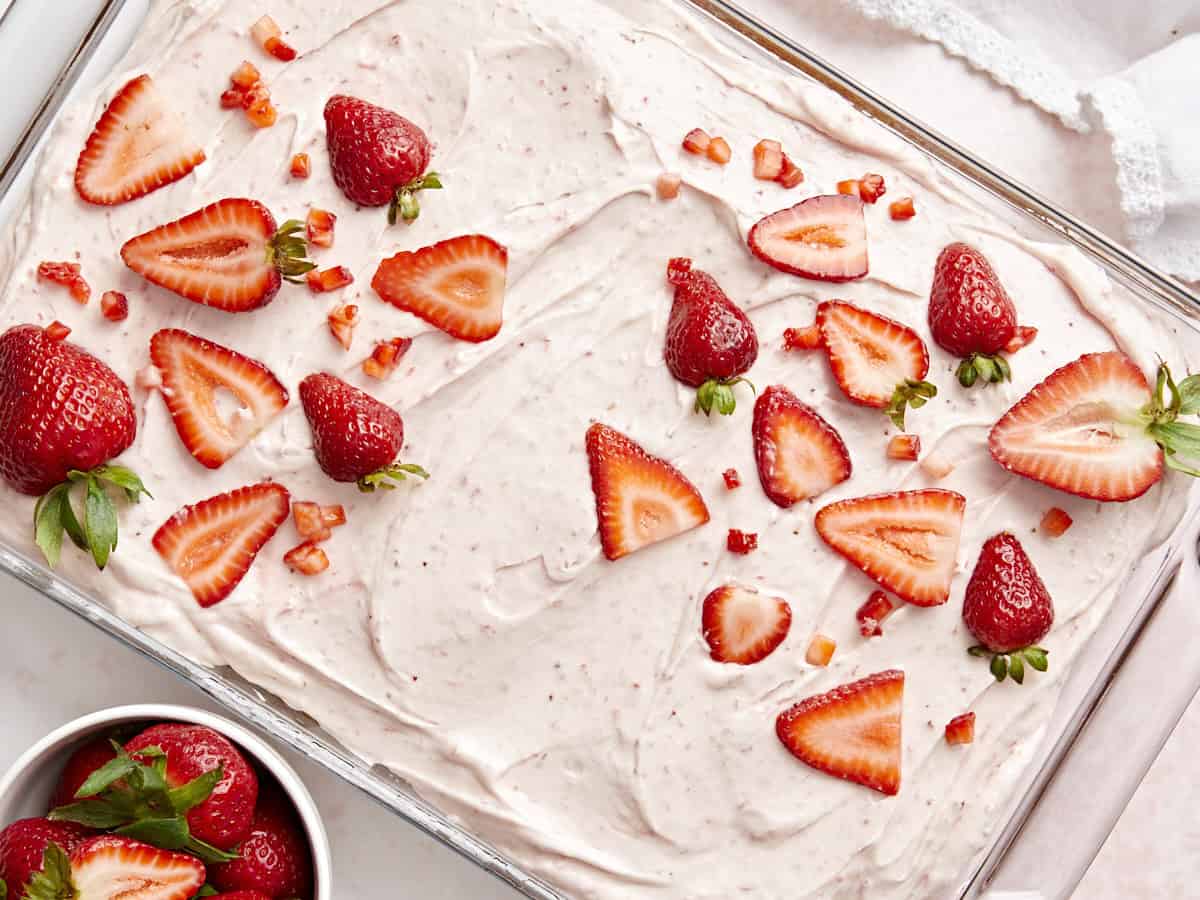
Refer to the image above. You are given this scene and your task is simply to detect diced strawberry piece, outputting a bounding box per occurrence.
[230,61,261,90]
[37,261,90,303]
[244,95,277,129]
[753,384,851,508]
[45,320,71,341]
[122,197,307,312]
[585,423,709,561]
[776,669,904,795]
[817,300,933,425]
[70,835,207,900]
[945,711,975,745]
[305,208,336,247]
[748,194,868,281]
[372,234,508,342]
[265,36,297,61]
[290,153,310,179]
[989,352,1162,501]
[656,171,681,200]
[782,323,821,351]
[362,337,412,380]
[100,290,129,322]
[753,139,784,180]
[858,173,886,203]
[250,14,281,47]
[889,196,916,220]
[722,468,740,490]
[221,87,247,109]
[805,633,836,666]
[1004,325,1039,354]
[75,75,206,206]
[702,584,791,665]
[837,179,860,196]
[292,500,331,542]
[306,265,354,293]
[1040,506,1073,537]
[727,528,758,554]
[284,542,328,574]
[887,434,920,461]
[706,136,731,164]
[153,482,290,607]
[240,83,268,111]
[816,489,966,607]
[776,154,804,188]
[666,256,692,285]
[321,504,346,527]
[150,329,289,468]
[921,453,955,480]
[856,589,897,637]
[681,128,710,155]
[327,303,359,350]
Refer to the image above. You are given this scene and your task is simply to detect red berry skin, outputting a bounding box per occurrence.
[210,792,313,899]
[664,258,758,387]
[0,324,135,495]
[211,893,273,900]
[963,532,1054,653]
[928,243,1017,357]
[324,95,430,207]
[0,818,92,897]
[299,373,404,483]
[51,737,118,808]
[125,724,258,852]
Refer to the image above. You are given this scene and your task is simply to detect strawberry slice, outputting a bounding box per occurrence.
[752,385,851,508]
[988,351,1177,502]
[121,198,314,312]
[149,329,288,468]
[585,423,709,561]
[817,300,936,428]
[701,584,791,665]
[815,489,965,606]
[153,482,290,607]
[75,75,206,206]
[776,669,904,795]
[372,234,508,342]
[747,194,868,282]
[67,836,205,900]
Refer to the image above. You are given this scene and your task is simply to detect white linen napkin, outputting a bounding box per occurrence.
[840,0,1200,281]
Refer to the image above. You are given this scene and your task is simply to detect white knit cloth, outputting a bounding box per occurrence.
[841,0,1200,281]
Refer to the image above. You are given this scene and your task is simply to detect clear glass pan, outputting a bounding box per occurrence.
[0,1,1197,898]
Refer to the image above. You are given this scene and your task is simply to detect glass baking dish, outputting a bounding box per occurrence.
[0,1,1198,898]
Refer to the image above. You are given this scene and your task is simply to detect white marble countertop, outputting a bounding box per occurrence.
[0,1,1195,897]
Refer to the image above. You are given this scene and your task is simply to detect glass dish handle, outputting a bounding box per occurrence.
[981,516,1200,899]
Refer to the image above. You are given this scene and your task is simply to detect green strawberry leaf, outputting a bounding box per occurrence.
[1008,652,1026,684]
[23,843,75,900]
[74,747,137,798]
[195,887,218,898]
[83,476,119,570]
[358,462,431,493]
[167,765,223,815]
[115,817,191,850]
[88,464,152,502]
[1,874,8,899]
[1178,374,1200,415]
[989,654,1008,682]
[966,645,991,658]
[885,379,938,429]
[33,483,69,568]
[1023,646,1049,671]
[50,800,134,830]
[183,836,239,865]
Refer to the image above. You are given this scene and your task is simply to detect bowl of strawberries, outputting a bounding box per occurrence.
[0,705,330,899]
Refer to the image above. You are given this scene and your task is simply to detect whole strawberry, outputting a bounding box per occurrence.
[299,373,428,491]
[664,257,758,415]
[324,95,441,223]
[125,724,259,851]
[963,532,1053,683]
[210,791,313,899]
[0,324,148,569]
[0,818,91,898]
[928,242,1022,387]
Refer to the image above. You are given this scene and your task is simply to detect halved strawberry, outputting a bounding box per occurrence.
[752,384,851,508]
[18,836,206,900]
[817,300,936,428]
[988,352,1186,502]
[585,423,709,561]
[75,75,206,206]
[701,584,791,665]
[149,329,288,468]
[153,482,290,607]
[747,194,868,282]
[776,669,904,795]
[121,198,314,312]
[815,489,965,606]
[372,235,507,342]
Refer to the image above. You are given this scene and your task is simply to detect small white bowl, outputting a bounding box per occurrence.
[0,704,331,898]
